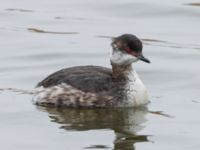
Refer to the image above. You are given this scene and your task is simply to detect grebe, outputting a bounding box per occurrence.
[34,34,150,108]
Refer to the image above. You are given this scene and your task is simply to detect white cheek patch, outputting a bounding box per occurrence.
[110,48,138,65]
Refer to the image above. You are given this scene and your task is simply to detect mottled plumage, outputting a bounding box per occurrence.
[34,34,150,108]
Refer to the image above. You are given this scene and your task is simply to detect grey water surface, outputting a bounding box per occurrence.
[0,0,200,149]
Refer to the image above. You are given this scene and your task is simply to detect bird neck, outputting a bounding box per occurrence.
[111,63,133,78]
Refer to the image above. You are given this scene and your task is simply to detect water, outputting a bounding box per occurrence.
[0,0,200,149]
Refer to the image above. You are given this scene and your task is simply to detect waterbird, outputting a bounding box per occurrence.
[34,34,151,108]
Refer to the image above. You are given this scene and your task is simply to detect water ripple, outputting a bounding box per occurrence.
[4,8,34,12]
[27,28,79,35]
[185,3,200,7]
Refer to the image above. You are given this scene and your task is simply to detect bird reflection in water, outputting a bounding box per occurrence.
[37,106,149,150]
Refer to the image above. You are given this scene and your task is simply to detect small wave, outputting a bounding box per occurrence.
[142,38,200,50]
[185,3,200,7]
[27,28,79,35]
[84,145,111,149]
[0,88,34,95]
[148,110,174,118]
[5,8,34,12]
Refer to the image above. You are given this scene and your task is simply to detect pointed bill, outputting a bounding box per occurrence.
[138,54,151,63]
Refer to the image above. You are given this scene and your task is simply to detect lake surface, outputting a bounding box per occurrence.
[0,0,200,149]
